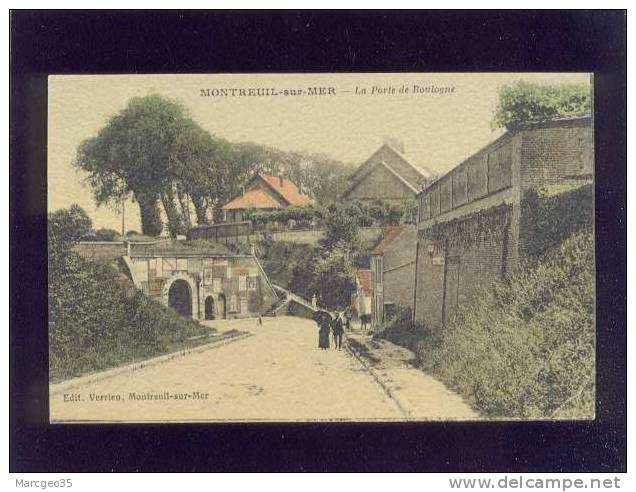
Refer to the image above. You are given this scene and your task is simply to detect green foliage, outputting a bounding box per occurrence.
[48,250,211,381]
[83,227,121,242]
[246,200,412,231]
[48,204,93,262]
[413,232,595,419]
[75,93,353,236]
[521,182,593,258]
[312,243,357,309]
[374,305,433,353]
[256,239,318,300]
[257,218,361,310]
[319,206,361,250]
[48,205,213,381]
[492,80,591,130]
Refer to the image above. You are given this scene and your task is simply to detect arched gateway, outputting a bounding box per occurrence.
[169,280,192,318]
[162,272,198,319]
[204,296,215,320]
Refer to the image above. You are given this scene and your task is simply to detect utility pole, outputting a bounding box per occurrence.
[121,198,125,237]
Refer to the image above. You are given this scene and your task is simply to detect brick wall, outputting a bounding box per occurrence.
[414,207,513,328]
[414,240,445,328]
[520,118,593,190]
[413,116,592,329]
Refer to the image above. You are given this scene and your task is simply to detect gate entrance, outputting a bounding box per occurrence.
[218,294,227,319]
[204,296,215,320]
[168,279,192,318]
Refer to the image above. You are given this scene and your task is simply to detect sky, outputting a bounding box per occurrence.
[48,73,591,231]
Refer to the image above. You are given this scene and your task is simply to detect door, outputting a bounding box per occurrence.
[217,294,227,319]
[442,257,460,325]
[204,296,215,320]
[168,279,192,318]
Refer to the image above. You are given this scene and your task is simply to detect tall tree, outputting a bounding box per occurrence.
[74,94,198,236]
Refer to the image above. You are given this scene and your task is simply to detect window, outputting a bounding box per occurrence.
[247,276,258,290]
[229,294,239,312]
[238,274,247,291]
[148,258,157,279]
[212,278,222,293]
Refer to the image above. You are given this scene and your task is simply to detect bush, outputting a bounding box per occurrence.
[521,182,593,258]
[420,231,595,419]
[492,80,591,130]
[245,199,413,230]
[48,251,211,381]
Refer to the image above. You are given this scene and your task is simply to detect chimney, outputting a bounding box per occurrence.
[279,175,284,187]
[241,185,245,195]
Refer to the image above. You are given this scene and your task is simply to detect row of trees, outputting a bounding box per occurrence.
[74,94,353,237]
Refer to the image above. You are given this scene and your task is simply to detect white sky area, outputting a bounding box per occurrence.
[48,73,591,231]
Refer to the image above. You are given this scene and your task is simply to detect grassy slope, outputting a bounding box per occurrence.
[378,231,595,419]
[49,252,220,382]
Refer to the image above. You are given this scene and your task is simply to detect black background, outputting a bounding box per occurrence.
[10,10,627,472]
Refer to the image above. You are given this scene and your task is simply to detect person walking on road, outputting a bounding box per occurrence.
[332,311,345,351]
[314,310,331,350]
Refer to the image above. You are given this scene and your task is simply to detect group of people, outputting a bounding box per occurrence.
[314,309,351,351]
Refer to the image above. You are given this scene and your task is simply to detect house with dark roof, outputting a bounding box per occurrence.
[222,173,314,223]
[369,225,418,325]
[341,144,433,204]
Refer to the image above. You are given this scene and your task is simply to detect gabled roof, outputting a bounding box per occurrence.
[342,144,433,198]
[256,174,314,207]
[369,227,404,255]
[355,269,372,295]
[222,189,282,210]
[221,173,314,211]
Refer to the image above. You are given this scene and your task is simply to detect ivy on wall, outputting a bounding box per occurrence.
[521,182,593,258]
[422,203,513,249]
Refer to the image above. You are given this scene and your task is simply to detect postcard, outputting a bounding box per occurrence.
[47,73,594,422]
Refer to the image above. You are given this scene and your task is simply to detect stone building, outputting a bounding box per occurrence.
[369,225,417,325]
[413,116,593,329]
[222,173,314,223]
[122,243,278,321]
[351,269,372,320]
[341,144,433,204]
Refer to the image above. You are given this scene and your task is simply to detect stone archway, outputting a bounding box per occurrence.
[162,272,198,319]
[168,280,192,318]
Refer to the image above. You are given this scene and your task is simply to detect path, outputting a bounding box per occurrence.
[49,316,477,422]
[49,317,402,422]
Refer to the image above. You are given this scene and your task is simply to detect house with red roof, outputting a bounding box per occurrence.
[221,173,314,223]
[369,225,417,325]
